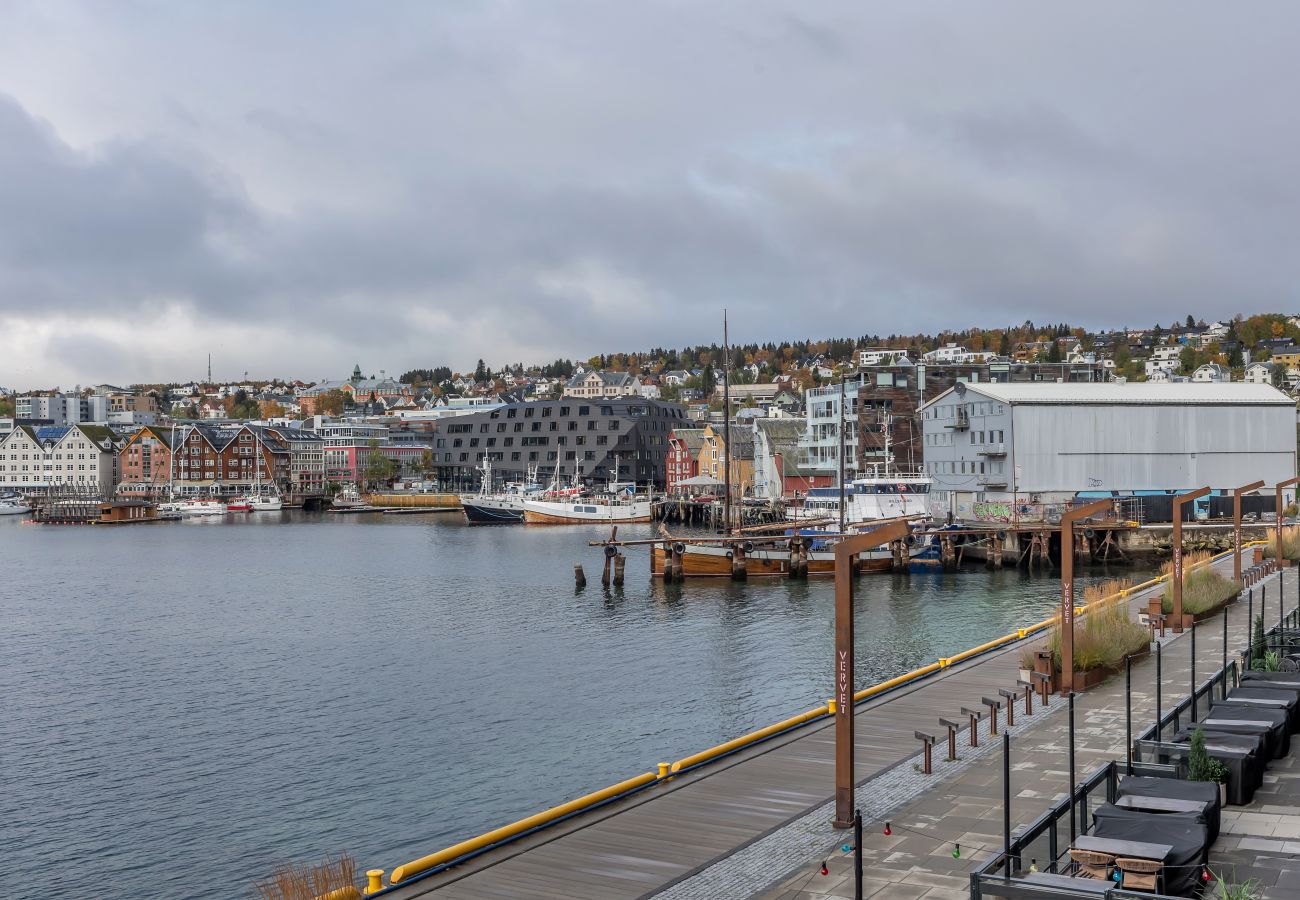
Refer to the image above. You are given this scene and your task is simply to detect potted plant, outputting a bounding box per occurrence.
[1203,871,1264,899]
[1188,726,1231,807]
[1018,646,1036,684]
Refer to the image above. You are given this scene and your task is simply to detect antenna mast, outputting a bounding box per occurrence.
[838,373,846,534]
[722,311,732,535]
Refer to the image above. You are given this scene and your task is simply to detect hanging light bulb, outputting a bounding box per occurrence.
[819,861,829,876]
[841,843,852,854]
[1112,869,1122,882]
[952,843,961,859]
[1029,859,1038,873]
[883,822,892,836]
[1203,866,1213,883]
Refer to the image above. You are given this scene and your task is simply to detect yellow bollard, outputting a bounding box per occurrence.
[365,870,385,895]
[827,699,837,714]
[657,762,671,779]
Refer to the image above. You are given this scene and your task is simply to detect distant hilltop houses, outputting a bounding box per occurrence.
[4,312,1300,504]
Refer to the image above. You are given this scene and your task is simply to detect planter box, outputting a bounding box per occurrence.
[1189,591,1240,624]
[1070,666,1112,692]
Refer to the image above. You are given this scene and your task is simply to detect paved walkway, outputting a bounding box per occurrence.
[385,554,1281,899]
[755,562,1287,900]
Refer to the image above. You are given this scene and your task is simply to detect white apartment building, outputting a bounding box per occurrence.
[1144,344,1183,378]
[799,378,861,478]
[0,423,120,494]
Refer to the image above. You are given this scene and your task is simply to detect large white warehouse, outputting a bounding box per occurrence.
[919,382,1297,523]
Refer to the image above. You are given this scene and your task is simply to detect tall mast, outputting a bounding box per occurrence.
[722,310,732,535]
[838,374,846,533]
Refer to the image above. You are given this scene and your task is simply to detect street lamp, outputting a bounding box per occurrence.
[1233,481,1265,583]
[1059,499,1114,694]
[1171,487,1212,633]
[833,519,912,828]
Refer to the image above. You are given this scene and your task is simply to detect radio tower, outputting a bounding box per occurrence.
[207,354,212,384]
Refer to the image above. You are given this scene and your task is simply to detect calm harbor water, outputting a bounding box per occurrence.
[1,514,1145,899]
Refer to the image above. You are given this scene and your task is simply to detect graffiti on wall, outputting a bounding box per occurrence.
[972,501,1012,522]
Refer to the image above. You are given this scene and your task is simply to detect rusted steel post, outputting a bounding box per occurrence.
[833,520,911,828]
[1059,499,1113,694]
[1276,477,1299,567]
[1171,488,1212,633]
[1234,481,1265,584]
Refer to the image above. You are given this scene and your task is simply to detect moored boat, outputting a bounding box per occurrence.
[226,498,252,512]
[522,489,652,525]
[0,497,31,516]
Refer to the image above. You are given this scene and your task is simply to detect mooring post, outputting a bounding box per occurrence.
[574,564,586,589]
[613,552,626,587]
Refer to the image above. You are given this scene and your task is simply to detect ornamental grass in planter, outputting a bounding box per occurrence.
[1263,525,1300,561]
[1160,550,1241,620]
[254,855,359,900]
[1042,580,1150,688]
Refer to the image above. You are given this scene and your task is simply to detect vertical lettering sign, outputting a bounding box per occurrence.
[838,650,849,712]
[1174,545,1182,587]
[1062,581,1073,626]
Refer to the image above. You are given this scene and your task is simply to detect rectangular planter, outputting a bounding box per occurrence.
[1070,666,1112,692]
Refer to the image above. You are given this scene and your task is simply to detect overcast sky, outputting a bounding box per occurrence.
[2,2,1298,388]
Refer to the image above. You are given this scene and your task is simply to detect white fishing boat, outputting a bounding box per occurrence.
[178,499,227,517]
[460,460,541,524]
[522,483,652,525]
[330,485,374,512]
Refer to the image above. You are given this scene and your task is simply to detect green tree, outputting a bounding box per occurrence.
[363,440,397,488]
[997,332,1012,357]
[317,389,347,416]
[1228,343,1244,368]
[1179,345,1198,375]
[0,395,14,418]
[1047,340,1062,363]
[1185,314,1196,329]
[420,448,435,475]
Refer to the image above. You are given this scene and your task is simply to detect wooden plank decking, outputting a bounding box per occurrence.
[385,604,1053,898]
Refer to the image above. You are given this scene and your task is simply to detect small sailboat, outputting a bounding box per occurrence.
[247,430,283,511]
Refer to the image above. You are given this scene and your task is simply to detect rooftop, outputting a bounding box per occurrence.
[921,382,1295,409]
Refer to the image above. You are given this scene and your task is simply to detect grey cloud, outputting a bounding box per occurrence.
[3,2,1300,386]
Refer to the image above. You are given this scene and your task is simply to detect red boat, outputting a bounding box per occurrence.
[225,498,252,512]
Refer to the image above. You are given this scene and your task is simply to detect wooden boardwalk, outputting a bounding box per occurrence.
[387,593,1081,897]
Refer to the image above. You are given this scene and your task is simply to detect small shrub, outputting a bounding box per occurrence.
[1188,727,1230,785]
[1251,614,1267,664]
[1018,646,1037,671]
[254,855,358,900]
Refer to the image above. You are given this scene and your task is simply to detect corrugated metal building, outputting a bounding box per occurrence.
[919,383,1297,523]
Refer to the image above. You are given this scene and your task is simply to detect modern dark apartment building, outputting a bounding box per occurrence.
[429,398,689,489]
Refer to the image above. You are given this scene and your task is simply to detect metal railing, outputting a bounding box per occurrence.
[972,566,1299,899]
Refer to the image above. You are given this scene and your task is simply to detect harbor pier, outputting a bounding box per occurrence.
[360,548,1271,899]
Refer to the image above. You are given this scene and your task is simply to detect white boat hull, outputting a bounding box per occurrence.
[522,498,652,524]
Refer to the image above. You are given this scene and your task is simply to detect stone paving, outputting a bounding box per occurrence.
[649,564,1285,900]
[1204,752,1300,898]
